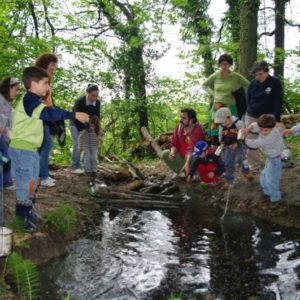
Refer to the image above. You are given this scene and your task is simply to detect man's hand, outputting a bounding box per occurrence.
[75,112,89,123]
[180,162,190,177]
[186,175,192,182]
[169,147,176,160]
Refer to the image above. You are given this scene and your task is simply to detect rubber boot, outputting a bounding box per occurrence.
[15,203,37,232]
[29,195,43,223]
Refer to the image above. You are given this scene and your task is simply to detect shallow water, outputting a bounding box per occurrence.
[40,198,300,300]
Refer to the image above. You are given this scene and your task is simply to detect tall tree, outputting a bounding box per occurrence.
[239,0,260,79]
[274,0,290,79]
[225,0,241,68]
[172,0,214,77]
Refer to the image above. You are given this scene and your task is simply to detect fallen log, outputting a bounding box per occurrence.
[92,187,181,201]
[141,127,163,158]
[92,198,179,209]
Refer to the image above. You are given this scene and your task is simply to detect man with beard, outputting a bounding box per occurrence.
[162,108,205,178]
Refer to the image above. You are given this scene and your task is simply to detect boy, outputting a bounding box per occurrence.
[8,66,89,231]
[243,114,285,203]
[187,140,225,185]
[214,107,253,189]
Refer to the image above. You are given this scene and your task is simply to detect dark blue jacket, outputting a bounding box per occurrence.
[24,92,75,121]
[247,75,283,121]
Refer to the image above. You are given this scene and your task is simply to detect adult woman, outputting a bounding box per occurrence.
[35,53,58,187]
[70,84,101,174]
[203,53,249,145]
[0,76,20,187]
[245,60,283,172]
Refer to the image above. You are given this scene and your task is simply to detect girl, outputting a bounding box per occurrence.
[0,76,20,188]
[78,116,104,185]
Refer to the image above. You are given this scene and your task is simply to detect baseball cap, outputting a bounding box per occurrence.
[214,107,232,124]
[192,141,208,157]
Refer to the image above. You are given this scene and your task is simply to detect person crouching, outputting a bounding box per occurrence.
[187,141,225,185]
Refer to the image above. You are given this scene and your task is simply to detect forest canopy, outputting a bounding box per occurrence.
[1,0,299,159]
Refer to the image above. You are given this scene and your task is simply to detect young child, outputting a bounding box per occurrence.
[214,107,253,189]
[8,66,89,231]
[243,114,285,203]
[78,115,104,186]
[187,140,225,185]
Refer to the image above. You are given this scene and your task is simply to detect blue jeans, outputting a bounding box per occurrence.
[39,124,54,180]
[8,148,39,202]
[260,157,282,202]
[69,124,81,170]
[224,144,249,183]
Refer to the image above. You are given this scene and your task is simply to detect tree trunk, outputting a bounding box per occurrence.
[239,0,260,80]
[274,0,287,79]
[226,0,241,69]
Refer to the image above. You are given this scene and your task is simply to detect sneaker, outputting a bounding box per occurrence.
[48,176,56,182]
[40,177,56,187]
[5,183,16,190]
[71,168,84,174]
[244,172,254,182]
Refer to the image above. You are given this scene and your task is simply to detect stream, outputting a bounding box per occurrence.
[40,196,300,300]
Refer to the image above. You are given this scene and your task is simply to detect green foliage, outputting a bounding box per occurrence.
[286,135,300,159]
[9,217,27,232]
[283,78,300,114]
[45,203,77,234]
[0,286,8,295]
[7,252,40,300]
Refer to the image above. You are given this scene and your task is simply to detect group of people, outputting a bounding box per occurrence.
[0,52,104,231]
[163,54,299,206]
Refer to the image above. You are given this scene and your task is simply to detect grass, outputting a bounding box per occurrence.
[45,203,77,235]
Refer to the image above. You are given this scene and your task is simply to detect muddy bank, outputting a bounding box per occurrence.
[3,159,300,264]
[1,158,300,298]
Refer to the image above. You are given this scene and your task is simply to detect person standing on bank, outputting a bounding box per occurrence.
[0,77,20,188]
[203,53,249,146]
[35,53,58,187]
[71,84,100,174]
[245,60,283,173]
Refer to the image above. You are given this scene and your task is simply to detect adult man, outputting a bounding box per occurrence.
[245,61,283,172]
[70,84,100,174]
[162,108,205,177]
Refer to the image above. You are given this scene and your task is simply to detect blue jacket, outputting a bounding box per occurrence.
[247,75,283,121]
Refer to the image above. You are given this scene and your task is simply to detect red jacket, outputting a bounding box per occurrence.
[170,123,205,158]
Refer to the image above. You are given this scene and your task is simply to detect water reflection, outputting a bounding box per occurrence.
[41,204,300,300]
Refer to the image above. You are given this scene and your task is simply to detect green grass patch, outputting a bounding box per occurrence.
[45,203,77,235]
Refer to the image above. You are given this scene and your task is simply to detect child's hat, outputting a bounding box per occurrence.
[192,141,208,157]
[214,107,232,124]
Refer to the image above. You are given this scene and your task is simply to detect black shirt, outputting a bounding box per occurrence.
[247,75,283,121]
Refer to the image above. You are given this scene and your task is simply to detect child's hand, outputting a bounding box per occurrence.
[283,128,294,136]
[75,112,90,123]
[241,127,250,137]
[229,143,238,150]
[207,172,215,179]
